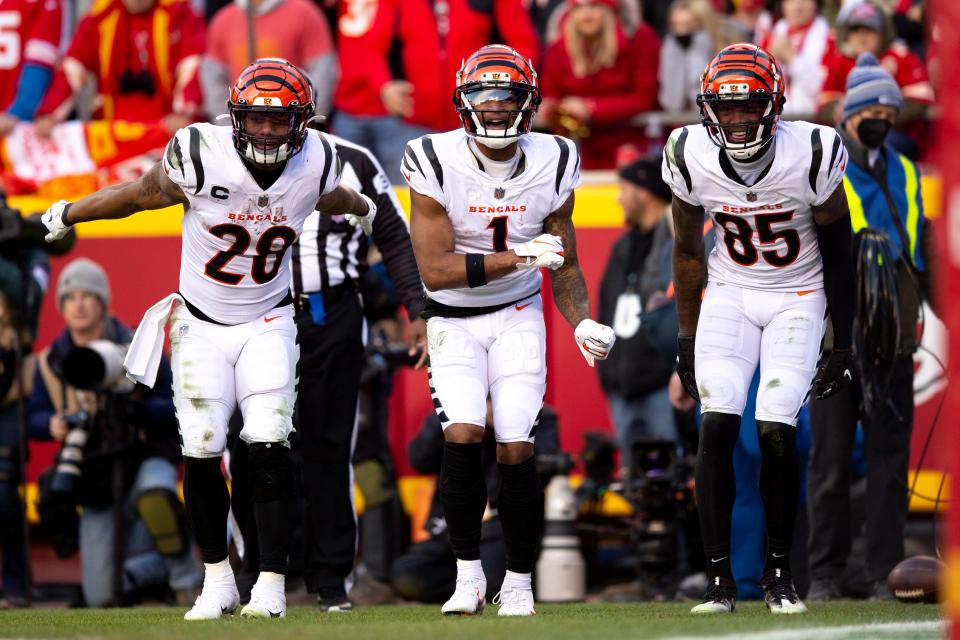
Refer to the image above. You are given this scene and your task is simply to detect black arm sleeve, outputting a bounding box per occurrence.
[816,214,855,350]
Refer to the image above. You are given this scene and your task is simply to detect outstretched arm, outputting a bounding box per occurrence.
[408,189,523,291]
[66,163,188,224]
[672,195,706,336]
[543,193,589,328]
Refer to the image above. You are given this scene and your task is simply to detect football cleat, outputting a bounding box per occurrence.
[493,587,536,616]
[441,575,486,615]
[761,569,808,614]
[690,576,737,614]
[318,585,353,612]
[240,581,286,619]
[183,576,240,620]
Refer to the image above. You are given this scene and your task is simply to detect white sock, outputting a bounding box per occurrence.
[204,559,233,581]
[254,571,285,590]
[501,570,532,591]
[457,559,485,581]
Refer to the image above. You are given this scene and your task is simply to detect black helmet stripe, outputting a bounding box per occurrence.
[241,74,302,95]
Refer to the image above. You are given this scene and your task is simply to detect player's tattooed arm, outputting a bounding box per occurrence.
[672,195,707,336]
[64,162,188,225]
[544,193,590,328]
[813,182,855,350]
[408,189,522,290]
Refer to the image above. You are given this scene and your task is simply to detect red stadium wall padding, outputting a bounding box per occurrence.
[28,227,949,483]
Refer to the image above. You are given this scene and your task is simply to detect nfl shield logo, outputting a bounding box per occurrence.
[258,195,269,207]
[494,187,505,199]
[746,191,758,202]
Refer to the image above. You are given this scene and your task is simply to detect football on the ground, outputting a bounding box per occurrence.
[887,555,943,603]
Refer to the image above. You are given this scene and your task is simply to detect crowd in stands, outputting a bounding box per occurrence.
[1,0,938,172]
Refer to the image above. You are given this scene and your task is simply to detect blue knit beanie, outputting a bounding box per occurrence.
[842,53,903,121]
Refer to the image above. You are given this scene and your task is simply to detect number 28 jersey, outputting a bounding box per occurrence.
[661,120,847,292]
[404,129,580,308]
[162,123,342,324]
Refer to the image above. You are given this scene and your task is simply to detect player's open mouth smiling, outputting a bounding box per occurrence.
[482,114,510,130]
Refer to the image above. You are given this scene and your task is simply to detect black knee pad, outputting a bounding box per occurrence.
[248,442,298,503]
[135,488,188,557]
[756,420,797,461]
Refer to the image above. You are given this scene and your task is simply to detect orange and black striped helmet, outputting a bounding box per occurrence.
[453,44,541,149]
[696,44,786,160]
[228,58,315,167]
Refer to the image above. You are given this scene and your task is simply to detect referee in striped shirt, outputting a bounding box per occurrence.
[292,131,426,611]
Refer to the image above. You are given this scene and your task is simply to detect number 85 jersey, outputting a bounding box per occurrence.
[661,120,847,293]
[162,123,341,324]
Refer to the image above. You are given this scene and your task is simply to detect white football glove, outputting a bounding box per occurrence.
[514,233,564,270]
[345,193,377,235]
[41,200,73,242]
[575,319,615,367]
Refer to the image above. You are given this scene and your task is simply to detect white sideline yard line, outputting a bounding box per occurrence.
[662,619,944,640]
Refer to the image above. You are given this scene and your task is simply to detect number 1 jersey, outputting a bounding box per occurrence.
[403,129,581,308]
[162,123,341,324]
[662,120,847,293]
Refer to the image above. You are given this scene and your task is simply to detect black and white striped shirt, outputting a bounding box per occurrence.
[291,134,425,320]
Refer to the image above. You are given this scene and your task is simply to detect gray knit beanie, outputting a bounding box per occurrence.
[842,52,903,121]
[57,258,111,309]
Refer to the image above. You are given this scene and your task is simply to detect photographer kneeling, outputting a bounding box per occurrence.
[27,258,201,606]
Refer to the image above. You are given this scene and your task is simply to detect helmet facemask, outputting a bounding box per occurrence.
[456,85,539,149]
[230,105,310,168]
[699,93,780,161]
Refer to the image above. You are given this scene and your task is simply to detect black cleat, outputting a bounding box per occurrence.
[761,569,808,614]
[318,586,353,612]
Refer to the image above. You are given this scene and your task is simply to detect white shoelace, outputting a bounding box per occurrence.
[492,587,530,606]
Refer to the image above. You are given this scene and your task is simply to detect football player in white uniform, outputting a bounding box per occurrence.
[40,59,376,620]
[663,44,855,615]
[404,44,615,617]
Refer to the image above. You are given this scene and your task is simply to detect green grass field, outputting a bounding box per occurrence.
[0,602,944,640]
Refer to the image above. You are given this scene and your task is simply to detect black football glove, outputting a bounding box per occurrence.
[676,335,699,402]
[811,348,854,399]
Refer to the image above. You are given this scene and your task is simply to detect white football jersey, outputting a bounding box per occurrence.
[662,120,847,292]
[403,129,580,307]
[162,124,341,324]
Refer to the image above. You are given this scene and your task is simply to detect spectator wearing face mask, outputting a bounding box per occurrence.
[760,0,829,115]
[806,52,935,602]
[658,0,715,113]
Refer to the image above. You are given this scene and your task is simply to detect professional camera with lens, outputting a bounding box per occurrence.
[47,340,134,503]
[49,410,93,498]
[626,439,693,600]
